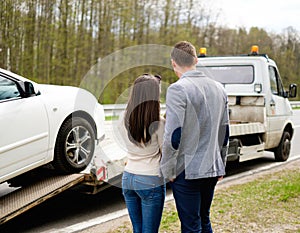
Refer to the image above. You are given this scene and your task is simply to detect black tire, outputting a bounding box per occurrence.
[273,131,291,162]
[53,117,95,174]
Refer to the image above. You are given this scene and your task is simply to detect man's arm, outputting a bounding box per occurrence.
[160,84,186,180]
[221,97,230,165]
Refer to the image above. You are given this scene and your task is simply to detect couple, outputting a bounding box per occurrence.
[119,41,230,233]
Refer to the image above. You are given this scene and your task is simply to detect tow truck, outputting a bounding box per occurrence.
[197,45,297,163]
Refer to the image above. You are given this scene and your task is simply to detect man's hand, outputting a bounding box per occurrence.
[218,176,223,181]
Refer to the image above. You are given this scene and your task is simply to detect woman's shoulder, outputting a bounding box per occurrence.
[155,117,165,134]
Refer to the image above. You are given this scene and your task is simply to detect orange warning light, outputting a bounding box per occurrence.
[199,47,207,57]
[251,45,259,55]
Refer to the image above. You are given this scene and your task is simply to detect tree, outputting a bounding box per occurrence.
[0,0,299,102]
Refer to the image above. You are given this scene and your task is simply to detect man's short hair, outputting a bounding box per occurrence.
[171,41,197,67]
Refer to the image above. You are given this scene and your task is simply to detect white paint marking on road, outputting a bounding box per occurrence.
[42,209,128,233]
[42,154,300,233]
[219,154,300,185]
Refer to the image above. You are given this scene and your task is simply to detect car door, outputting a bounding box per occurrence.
[0,74,49,183]
[266,66,292,148]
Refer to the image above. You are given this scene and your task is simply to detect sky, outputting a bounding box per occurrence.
[209,0,300,33]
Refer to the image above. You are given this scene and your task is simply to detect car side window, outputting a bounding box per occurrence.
[0,76,20,101]
[269,66,284,96]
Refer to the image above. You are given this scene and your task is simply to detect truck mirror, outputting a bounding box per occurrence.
[288,83,297,98]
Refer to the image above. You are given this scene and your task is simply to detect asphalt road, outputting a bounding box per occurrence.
[0,110,299,233]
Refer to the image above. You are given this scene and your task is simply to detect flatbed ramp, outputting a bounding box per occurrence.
[0,173,85,224]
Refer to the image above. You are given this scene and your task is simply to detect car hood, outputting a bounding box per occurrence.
[37,83,101,113]
[39,83,82,94]
[38,84,97,100]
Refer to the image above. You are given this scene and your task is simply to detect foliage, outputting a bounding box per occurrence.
[0,0,299,103]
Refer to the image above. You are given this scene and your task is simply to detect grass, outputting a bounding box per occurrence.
[110,168,300,233]
[105,115,119,121]
[212,169,300,232]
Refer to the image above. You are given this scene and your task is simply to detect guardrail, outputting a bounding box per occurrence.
[291,101,300,108]
[103,104,127,117]
[103,101,300,117]
[103,104,166,117]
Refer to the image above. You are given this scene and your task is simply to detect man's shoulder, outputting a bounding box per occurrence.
[214,80,227,96]
[166,81,186,102]
[168,80,184,90]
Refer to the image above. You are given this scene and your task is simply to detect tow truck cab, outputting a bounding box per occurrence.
[196,45,297,162]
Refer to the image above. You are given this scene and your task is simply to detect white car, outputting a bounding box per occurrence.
[0,68,105,184]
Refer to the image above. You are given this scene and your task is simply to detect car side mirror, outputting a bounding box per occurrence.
[288,83,297,98]
[19,81,36,98]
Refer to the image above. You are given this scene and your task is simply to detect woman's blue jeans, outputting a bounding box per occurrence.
[171,171,218,233]
[122,171,166,233]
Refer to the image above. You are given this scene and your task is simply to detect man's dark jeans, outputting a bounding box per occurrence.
[171,171,218,233]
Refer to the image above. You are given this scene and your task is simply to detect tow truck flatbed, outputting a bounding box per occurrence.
[0,173,86,224]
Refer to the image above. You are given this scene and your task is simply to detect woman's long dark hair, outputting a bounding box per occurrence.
[125,74,161,147]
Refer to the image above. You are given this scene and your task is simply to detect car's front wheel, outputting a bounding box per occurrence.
[53,117,95,174]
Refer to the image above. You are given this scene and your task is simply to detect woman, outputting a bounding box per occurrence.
[120,74,165,233]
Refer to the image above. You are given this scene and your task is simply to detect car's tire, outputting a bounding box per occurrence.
[273,131,291,162]
[53,117,95,174]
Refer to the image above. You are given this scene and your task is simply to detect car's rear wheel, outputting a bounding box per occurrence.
[53,117,95,174]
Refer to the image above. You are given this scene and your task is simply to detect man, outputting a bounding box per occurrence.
[161,41,229,233]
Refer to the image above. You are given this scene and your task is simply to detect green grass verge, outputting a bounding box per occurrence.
[212,169,300,232]
[105,115,119,121]
[111,168,300,233]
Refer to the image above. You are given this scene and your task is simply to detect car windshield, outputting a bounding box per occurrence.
[197,65,254,84]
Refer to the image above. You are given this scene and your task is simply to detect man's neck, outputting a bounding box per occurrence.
[177,66,196,78]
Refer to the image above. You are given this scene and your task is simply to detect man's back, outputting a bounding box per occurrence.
[163,70,228,179]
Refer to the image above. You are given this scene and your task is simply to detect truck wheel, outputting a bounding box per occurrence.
[53,117,95,174]
[273,131,291,162]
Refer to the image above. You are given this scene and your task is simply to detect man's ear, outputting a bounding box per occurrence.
[194,57,198,65]
[171,59,177,68]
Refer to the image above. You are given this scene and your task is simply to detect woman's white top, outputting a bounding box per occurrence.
[117,116,165,176]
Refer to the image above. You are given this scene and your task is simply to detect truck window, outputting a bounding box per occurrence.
[268,66,284,96]
[197,65,254,84]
